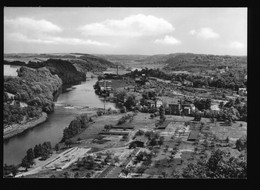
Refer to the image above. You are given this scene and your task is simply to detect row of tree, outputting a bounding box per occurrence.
[3,104,42,125]
[21,141,52,171]
[125,68,246,91]
[62,114,90,142]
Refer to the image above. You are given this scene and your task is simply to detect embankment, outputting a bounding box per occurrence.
[4,112,48,140]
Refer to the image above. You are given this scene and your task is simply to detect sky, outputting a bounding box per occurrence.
[4,7,247,55]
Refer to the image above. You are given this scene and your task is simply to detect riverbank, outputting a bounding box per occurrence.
[4,112,48,140]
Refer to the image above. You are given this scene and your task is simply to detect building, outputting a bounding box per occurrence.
[210,104,220,111]
[187,130,199,141]
[129,136,148,148]
[169,103,181,115]
[183,106,191,115]
[135,77,144,85]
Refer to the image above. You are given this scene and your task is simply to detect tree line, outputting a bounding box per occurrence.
[21,141,52,170]
[62,114,91,142]
[3,141,53,177]
[125,68,247,91]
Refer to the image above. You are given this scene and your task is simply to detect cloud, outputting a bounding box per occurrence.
[4,17,62,34]
[189,30,196,35]
[189,27,219,39]
[4,17,111,47]
[7,32,112,46]
[228,41,245,49]
[154,35,181,45]
[79,14,174,37]
[7,33,56,44]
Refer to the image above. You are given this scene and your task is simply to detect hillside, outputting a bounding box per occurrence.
[4,53,117,73]
[72,54,117,72]
[4,66,63,114]
[44,59,86,85]
[94,54,149,63]
[162,53,247,72]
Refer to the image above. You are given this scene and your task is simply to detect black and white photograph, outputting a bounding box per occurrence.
[3,7,247,179]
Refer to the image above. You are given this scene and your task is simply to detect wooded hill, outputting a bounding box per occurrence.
[4,53,117,73]
[161,53,247,72]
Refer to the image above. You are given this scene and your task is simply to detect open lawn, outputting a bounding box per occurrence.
[72,114,125,141]
[208,121,247,141]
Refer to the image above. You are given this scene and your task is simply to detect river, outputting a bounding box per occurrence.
[3,71,117,165]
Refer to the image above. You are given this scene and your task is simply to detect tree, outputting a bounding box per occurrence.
[65,139,73,147]
[26,148,35,166]
[162,171,167,178]
[63,172,70,178]
[121,168,130,176]
[114,89,127,105]
[158,136,164,146]
[54,144,60,151]
[219,102,224,109]
[236,135,247,151]
[124,94,137,110]
[121,106,127,113]
[104,124,113,131]
[33,144,41,158]
[74,172,80,178]
[3,164,18,177]
[21,156,31,171]
[114,156,120,163]
[194,111,202,121]
[180,149,247,179]
[136,166,146,176]
[159,105,166,121]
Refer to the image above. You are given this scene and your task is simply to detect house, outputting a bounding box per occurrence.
[188,130,199,141]
[99,80,112,89]
[210,104,220,111]
[169,103,181,115]
[135,77,144,85]
[183,106,191,115]
[129,136,148,148]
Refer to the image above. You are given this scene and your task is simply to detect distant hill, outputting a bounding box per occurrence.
[4,53,117,73]
[93,54,149,63]
[161,53,247,72]
[4,53,247,73]
[44,59,86,85]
